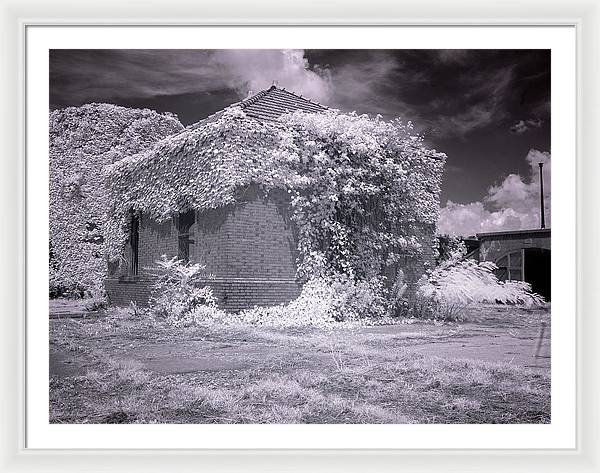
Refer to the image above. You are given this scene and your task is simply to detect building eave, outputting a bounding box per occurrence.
[476,228,551,239]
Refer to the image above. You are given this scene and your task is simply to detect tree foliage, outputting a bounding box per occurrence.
[49,103,183,296]
[435,234,468,265]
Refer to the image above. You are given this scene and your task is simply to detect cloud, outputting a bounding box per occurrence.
[509,117,543,134]
[437,149,551,236]
[320,51,516,139]
[50,49,333,105]
[211,50,333,103]
[403,65,516,139]
[435,66,515,138]
[435,50,470,64]
[325,51,418,119]
[51,50,220,103]
[434,102,498,138]
[50,49,547,141]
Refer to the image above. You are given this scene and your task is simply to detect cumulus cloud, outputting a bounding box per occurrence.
[211,50,333,103]
[509,117,543,134]
[437,149,551,236]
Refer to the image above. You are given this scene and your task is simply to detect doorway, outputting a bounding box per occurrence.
[524,248,551,301]
[495,248,551,301]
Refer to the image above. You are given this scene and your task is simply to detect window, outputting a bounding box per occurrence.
[130,214,139,276]
[177,210,195,262]
[495,250,523,281]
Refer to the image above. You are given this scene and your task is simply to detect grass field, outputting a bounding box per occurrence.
[49,304,550,424]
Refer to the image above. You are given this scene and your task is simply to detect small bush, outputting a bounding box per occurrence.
[83,297,107,312]
[418,255,544,307]
[82,287,108,312]
[147,255,219,326]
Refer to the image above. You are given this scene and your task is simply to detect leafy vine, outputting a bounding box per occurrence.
[104,107,446,282]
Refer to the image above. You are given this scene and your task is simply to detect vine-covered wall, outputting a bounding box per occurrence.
[104,106,446,290]
[109,186,298,281]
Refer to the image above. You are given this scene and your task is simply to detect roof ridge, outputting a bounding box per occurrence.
[239,85,327,110]
[189,85,327,128]
[236,87,273,108]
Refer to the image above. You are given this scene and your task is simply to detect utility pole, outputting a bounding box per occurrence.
[539,162,546,229]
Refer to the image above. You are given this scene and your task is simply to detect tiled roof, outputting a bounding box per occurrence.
[235,85,327,121]
[188,85,327,129]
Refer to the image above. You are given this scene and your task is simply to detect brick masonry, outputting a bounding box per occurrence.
[106,186,301,311]
[105,277,154,306]
[105,277,302,312]
[105,185,437,311]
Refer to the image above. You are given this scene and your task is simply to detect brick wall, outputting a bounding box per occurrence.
[105,277,301,312]
[190,186,298,279]
[105,277,153,306]
[137,217,178,272]
[207,278,301,312]
[105,185,301,311]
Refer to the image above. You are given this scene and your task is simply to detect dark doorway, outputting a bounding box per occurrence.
[524,248,551,301]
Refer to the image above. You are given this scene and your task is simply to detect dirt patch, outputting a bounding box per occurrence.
[49,349,87,378]
[141,356,251,373]
[49,298,104,319]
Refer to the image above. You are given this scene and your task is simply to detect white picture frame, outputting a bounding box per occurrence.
[2,0,599,471]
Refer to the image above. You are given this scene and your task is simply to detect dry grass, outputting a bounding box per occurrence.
[49,306,550,424]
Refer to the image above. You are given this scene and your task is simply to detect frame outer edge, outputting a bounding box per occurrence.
[2,0,600,471]
[579,0,600,470]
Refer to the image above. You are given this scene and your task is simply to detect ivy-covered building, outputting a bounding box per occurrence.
[104,86,445,311]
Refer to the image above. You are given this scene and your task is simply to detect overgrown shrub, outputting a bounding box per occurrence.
[436,235,468,265]
[49,104,183,297]
[396,294,467,322]
[147,255,219,326]
[182,273,389,329]
[418,255,545,307]
[83,287,108,312]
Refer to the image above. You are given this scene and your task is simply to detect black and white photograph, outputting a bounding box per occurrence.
[48,48,551,425]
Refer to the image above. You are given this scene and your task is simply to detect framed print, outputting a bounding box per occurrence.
[1,0,599,472]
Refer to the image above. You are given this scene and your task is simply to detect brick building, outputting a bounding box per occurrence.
[105,86,440,311]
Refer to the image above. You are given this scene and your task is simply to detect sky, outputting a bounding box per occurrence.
[49,49,551,236]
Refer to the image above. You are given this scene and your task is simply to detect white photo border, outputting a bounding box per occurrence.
[25,24,576,451]
[1,0,598,471]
